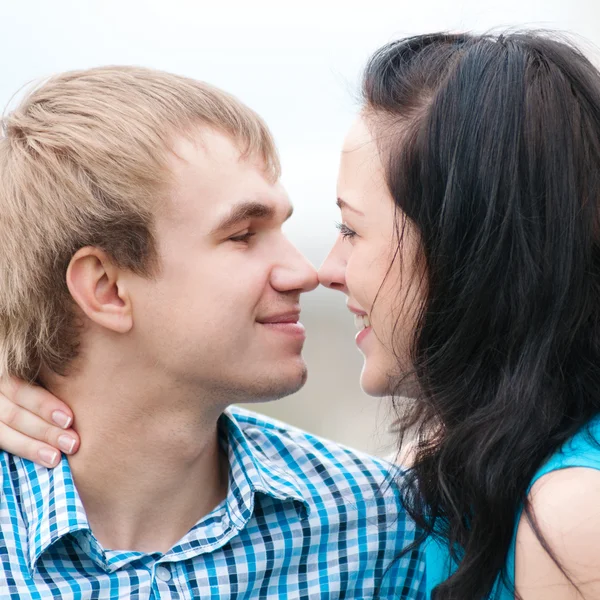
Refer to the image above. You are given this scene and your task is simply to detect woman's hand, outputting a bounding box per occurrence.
[0,377,80,467]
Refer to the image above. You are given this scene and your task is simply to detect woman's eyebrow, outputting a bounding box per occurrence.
[336,197,364,216]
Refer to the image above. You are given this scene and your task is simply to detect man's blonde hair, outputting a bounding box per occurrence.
[0,66,281,381]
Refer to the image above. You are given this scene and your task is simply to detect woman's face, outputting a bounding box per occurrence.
[318,116,423,397]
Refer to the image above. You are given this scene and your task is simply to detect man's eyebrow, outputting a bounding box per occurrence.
[211,201,294,234]
[336,197,364,216]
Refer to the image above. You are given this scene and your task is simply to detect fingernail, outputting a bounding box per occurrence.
[58,435,77,454]
[38,448,59,468]
[52,411,72,429]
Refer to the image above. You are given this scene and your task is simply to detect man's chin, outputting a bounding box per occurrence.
[237,364,308,405]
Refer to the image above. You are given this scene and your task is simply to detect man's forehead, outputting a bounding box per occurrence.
[166,128,286,220]
[170,129,248,175]
[170,126,275,175]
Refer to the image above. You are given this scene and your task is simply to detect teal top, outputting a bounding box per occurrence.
[425,415,600,599]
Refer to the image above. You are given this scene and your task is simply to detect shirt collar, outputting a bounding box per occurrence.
[15,455,90,573]
[219,407,310,529]
[16,407,310,571]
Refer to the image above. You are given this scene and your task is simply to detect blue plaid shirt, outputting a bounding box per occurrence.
[0,406,425,599]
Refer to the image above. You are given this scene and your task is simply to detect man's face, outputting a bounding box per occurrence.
[126,128,318,403]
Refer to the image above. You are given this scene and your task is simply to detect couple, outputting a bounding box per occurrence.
[1,31,600,599]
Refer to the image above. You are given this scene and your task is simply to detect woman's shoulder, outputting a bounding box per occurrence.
[425,419,600,599]
[514,419,600,599]
[515,467,600,598]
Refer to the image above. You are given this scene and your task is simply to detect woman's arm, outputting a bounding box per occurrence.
[0,377,80,467]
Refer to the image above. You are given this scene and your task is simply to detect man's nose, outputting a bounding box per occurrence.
[270,240,319,294]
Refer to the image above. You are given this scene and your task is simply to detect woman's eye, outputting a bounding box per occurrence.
[229,232,256,243]
[335,222,357,240]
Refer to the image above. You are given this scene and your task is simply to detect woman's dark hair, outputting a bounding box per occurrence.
[363,32,600,599]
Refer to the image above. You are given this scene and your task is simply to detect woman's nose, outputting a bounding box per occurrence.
[318,246,348,293]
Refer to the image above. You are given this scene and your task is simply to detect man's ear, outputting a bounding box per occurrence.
[66,247,133,333]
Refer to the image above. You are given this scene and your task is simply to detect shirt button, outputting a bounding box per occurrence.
[155,566,171,582]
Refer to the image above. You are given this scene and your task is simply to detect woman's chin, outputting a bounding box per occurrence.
[360,363,420,399]
[359,367,392,397]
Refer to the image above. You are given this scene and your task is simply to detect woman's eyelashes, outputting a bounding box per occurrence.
[336,222,357,240]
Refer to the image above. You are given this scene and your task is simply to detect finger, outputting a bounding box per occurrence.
[0,376,74,429]
[0,393,79,455]
[0,421,63,468]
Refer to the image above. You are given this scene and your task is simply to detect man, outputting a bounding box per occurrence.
[0,66,424,598]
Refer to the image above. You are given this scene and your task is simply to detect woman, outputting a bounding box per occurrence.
[2,31,600,598]
[321,31,600,599]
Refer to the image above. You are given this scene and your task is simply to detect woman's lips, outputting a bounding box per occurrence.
[355,326,372,346]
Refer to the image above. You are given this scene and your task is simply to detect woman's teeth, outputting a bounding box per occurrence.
[354,314,371,331]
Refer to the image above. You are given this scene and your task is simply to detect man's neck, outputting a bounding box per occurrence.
[46,363,229,554]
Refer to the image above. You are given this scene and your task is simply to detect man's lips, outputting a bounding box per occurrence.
[257,311,305,339]
[257,311,301,324]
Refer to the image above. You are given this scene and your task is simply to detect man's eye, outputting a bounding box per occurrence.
[335,222,357,240]
[229,232,256,243]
